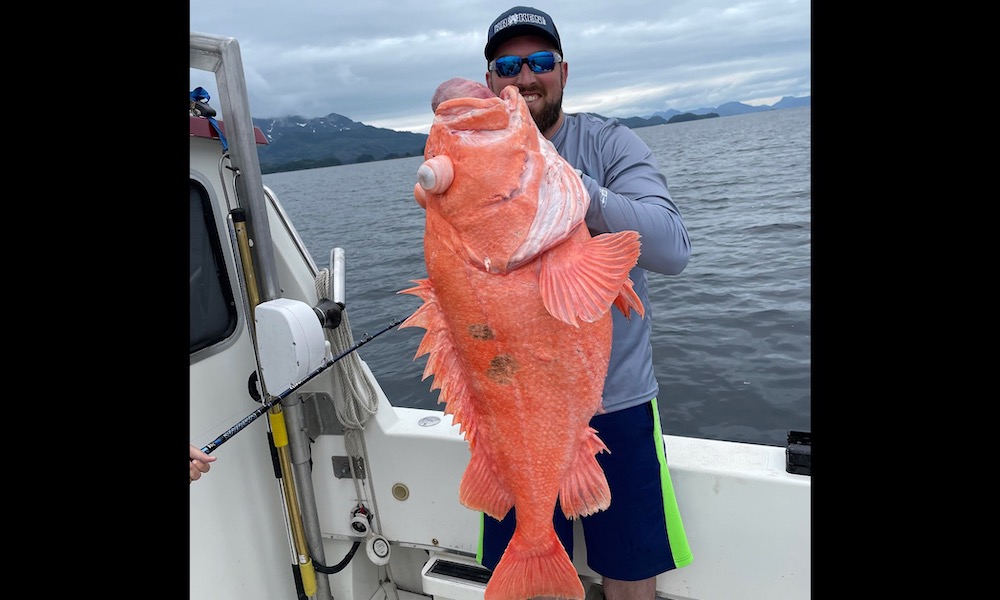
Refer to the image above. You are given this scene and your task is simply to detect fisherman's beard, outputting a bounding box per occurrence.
[529,86,563,134]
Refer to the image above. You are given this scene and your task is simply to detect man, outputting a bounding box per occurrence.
[479,6,693,599]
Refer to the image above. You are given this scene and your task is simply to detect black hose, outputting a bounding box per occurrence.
[313,541,362,574]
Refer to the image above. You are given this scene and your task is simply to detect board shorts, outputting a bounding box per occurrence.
[477,398,693,581]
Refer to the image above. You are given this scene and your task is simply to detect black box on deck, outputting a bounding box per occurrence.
[785,430,811,475]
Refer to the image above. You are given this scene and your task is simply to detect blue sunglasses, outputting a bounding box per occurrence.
[489,51,562,78]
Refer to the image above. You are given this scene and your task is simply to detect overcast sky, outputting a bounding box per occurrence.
[190,1,810,134]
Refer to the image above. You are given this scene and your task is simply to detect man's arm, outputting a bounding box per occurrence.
[581,121,691,275]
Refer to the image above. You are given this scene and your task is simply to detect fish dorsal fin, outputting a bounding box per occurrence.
[539,231,643,327]
[398,279,481,441]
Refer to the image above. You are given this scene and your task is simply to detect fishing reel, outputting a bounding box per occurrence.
[312,247,347,330]
[313,298,343,330]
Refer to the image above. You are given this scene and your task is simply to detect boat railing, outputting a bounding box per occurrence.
[190,32,280,303]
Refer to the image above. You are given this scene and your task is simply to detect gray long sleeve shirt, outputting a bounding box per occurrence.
[549,112,691,413]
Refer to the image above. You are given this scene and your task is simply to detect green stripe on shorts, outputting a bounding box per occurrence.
[650,397,694,567]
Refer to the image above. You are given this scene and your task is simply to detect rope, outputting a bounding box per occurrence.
[313,270,399,599]
[314,269,380,429]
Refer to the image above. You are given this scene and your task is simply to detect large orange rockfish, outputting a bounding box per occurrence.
[399,79,644,600]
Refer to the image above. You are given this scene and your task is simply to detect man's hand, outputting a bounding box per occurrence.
[190,444,217,483]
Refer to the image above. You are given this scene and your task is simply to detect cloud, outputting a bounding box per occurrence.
[190,0,810,133]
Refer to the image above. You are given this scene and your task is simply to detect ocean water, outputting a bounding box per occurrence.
[263,106,811,447]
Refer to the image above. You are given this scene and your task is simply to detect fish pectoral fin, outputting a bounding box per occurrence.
[539,231,644,327]
[459,446,514,520]
[558,427,611,519]
[613,276,645,320]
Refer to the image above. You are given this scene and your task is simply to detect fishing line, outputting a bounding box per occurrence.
[200,317,404,455]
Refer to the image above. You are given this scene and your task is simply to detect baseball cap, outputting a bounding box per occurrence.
[485,6,562,61]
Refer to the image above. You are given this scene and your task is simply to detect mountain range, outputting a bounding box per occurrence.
[254,95,810,174]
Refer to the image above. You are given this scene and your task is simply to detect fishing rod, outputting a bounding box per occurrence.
[200,316,404,455]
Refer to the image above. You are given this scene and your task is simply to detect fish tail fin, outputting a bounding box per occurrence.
[485,528,584,600]
[559,427,611,518]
